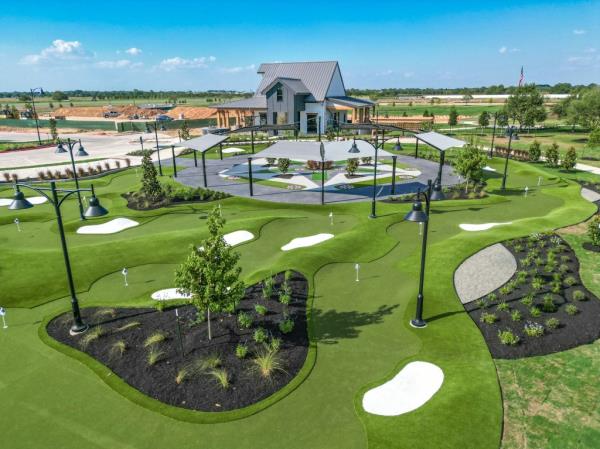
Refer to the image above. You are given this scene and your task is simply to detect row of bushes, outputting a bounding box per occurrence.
[1,159,132,182]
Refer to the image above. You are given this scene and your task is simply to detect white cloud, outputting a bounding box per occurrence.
[95,59,143,69]
[157,56,216,71]
[499,46,519,54]
[567,55,593,65]
[573,29,586,35]
[220,64,256,73]
[499,46,507,54]
[584,47,597,53]
[125,47,142,56]
[20,39,89,65]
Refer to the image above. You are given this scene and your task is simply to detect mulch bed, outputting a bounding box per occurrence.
[122,192,228,211]
[47,271,309,412]
[580,181,600,195]
[463,233,600,359]
[582,242,600,253]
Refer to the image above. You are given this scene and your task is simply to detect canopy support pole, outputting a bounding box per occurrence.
[436,151,445,186]
[248,157,254,196]
[201,151,207,188]
[193,150,198,167]
[171,145,177,178]
[370,145,379,218]
[415,139,419,159]
[251,130,255,154]
[391,155,397,195]
[219,143,223,160]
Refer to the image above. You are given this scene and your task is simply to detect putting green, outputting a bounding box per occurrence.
[0,157,595,449]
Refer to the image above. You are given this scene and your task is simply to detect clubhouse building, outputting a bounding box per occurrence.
[215,61,375,134]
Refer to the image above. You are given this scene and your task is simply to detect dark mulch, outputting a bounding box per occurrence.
[580,181,600,195]
[122,191,228,211]
[382,185,487,203]
[463,233,600,359]
[582,242,600,253]
[47,271,309,412]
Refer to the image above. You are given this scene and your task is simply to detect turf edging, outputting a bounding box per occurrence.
[38,278,317,424]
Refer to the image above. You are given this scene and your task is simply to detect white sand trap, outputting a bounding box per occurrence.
[0,196,48,206]
[281,233,333,251]
[362,361,444,416]
[198,230,254,250]
[151,288,191,301]
[460,222,512,232]
[77,218,139,235]
[483,166,497,172]
[222,147,246,154]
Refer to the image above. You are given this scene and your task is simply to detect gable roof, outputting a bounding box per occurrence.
[260,77,310,96]
[214,96,267,110]
[256,61,342,102]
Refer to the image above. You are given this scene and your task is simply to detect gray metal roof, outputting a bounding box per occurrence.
[260,77,310,95]
[327,96,376,108]
[256,61,340,102]
[414,131,466,151]
[180,133,229,153]
[215,96,267,109]
[253,139,392,161]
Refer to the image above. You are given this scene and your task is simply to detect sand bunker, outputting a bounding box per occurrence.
[151,288,192,301]
[362,361,444,416]
[222,147,246,154]
[483,166,497,172]
[281,233,333,251]
[459,222,512,232]
[77,218,139,235]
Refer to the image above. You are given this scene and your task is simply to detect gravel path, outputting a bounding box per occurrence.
[454,243,517,304]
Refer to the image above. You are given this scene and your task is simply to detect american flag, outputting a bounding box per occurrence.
[518,66,524,87]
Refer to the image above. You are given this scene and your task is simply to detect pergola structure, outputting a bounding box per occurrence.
[414,132,466,185]
[180,133,229,187]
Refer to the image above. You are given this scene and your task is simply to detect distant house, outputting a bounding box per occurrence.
[215,61,375,134]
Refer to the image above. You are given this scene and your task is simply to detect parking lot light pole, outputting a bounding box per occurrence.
[9,182,109,334]
[150,122,163,176]
[56,138,88,220]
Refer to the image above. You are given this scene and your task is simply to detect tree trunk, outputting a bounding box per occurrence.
[207,308,212,340]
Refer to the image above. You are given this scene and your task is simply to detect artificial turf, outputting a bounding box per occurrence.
[0,155,596,449]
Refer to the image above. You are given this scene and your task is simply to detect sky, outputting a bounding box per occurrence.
[0,0,598,91]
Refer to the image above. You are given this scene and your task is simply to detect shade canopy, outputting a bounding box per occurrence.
[253,140,393,162]
[181,133,229,153]
[414,131,466,152]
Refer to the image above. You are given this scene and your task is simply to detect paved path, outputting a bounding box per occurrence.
[173,154,460,204]
[581,187,600,203]
[454,243,517,304]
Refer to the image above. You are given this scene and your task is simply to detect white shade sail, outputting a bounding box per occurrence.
[253,139,393,162]
[414,132,466,152]
[181,133,229,152]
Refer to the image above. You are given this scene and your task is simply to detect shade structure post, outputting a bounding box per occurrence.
[501,128,513,190]
[171,145,177,178]
[154,123,163,176]
[381,129,385,149]
[193,149,198,167]
[391,155,397,195]
[436,150,445,187]
[67,139,85,221]
[248,157,254,196]
[219,143,223,160]
[490,113,497,157]
[415,138,419,159]
[51,181,87,334]
[251,130,255,154]
[370,143,379,218]
[201,151,207,188]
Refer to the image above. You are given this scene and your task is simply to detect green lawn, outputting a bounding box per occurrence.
[0,156,596,448]
[0,139,54,152]
[376,104,505,117]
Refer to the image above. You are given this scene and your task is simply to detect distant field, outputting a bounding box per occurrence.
[375,104,506,117]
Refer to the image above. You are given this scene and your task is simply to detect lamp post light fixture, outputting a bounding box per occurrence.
[30,87,44,145]
[56,138,88,220]
[348,138,360,154]
[9,181,109,334]
[501,126,516,191]
[320,142,326,205]
[404,179,444,329]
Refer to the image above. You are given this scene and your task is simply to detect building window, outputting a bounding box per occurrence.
[276,87,283,102]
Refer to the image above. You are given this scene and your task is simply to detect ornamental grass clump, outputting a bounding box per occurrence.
[251,347,285,378]
[143,331,167,347]
[545,318,560,329]
[542,294,557,313]
[176,366,190,384]
[496,301,510,312]
[487,293,498,304]
[524,322,544,338]
[511,310,522,322]
[235,343,249,359]
[91,308,116,323]
[480,312,497,324]
[529,306,542,318]
[520,293,534,307]
[279,318,294,334]
[498,330,520,346]
[147,346,164,366]
[254,304,268,316]
[564,276,577,287]
[237,311,253,329]
[572,290,587,301]
[253,327,268,344]
[113,321,141,333]
[79,326,105,349]
[565,304,579,316]
[209,368,230,389]
[109,340,127,359]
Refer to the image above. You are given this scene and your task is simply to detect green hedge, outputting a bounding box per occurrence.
[0,118,116,130]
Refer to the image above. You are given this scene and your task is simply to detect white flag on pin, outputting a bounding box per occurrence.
[0,308,5,316]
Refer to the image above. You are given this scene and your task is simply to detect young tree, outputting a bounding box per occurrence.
[588,127,600,152]
[528,140,541,162]
[568,88,600,129]
[175,207,245,340]
[180,121,190,140]
[48,118,58,142]
[140,150,163,200]
[561,146,577,170]
[453,145,486,191]
[588,215,600,247]
[346,158,359,176]
[545,143,560,167]
[448,106,458,126]
[277,158,290,174]
[496,109,509,127]
[478,111,490,129]
[505,84,547,129]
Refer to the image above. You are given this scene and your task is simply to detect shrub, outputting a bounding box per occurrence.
[545,317,560,329]
[143,331,167,347]
[524,322,544,337]
[531,277,544,291]
[562,146,577,170]
[498,330,520,346]
[497,301,510,312]
[209,368,230,389]
[147,346,164,366]
[266,157,276,166]
[565,304,579,315]
[109,340,126,358]
[545,143,560,167]
[520,294,534,307]
[277,158,290,174]
[542,294,557,313]
[176,367,189,384]
[346,158,359,176]
[237,311,253,329]
[528,140,541,161]
[487,293,498,303]
[572,290,587,301]
[235,343,248,359]
[476,299,486,309]
[253,327,268,343]
[254,304,268,316]
[480,312,497,324]
[564,276,577,287]
[511,310,522,322]
[262,277,274,300]
[588,216,600,247]
[79,326,105,349]
[251,347,285,378]
[279,318,294,334]
[529,306,542,317]
[361,156,372,164]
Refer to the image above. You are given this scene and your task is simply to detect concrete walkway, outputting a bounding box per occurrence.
[173,154,459,204]
[454,243,517,304]
[581,187,600,203]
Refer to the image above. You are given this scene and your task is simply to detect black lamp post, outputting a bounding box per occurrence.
[489,112,497,157]
[148,122,163,176]
[370,140,379,218]
[9,181,109,334]
[56,138,88,220]
[501,126,516,190]
[320,142,326,205]
[30,87,44,145]
[404,179,444,328]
